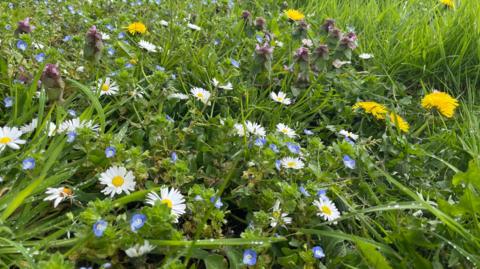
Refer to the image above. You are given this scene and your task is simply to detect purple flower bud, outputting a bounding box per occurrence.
[15,17,34,34]
[328,27,343,41]
[294,47,309,62]
[296,20,309,32]
[41,64,65,101]
[340,32,358,50]
[314,44,329,60]
[255,17,266,31]
[84,25,104,62]
[255,43,273,59]
[241,10,251,20]
[322,19,336,33]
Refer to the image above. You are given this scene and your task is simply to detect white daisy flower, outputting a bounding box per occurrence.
[233,123,247,137]
[190,87,211,105]
[146,187,186,222]
[359,53,374,59]
[44,187,74,208]
[313,198,341,222]
[219,82,233,90]
[97,77,119,96]
[270,92,291,105]
[269,200,292,228]
[280,157,304,170]
[212,78,220,88]
[21,118,38,134]
[332,59,351,68]
[276,123,296,138]
[125,241,155,258]
[99,166,136,197]
[58,118,98,133]
[246,121,266,137]
[160,20,169,27]
[138,40,158,52]
[0,126,26,152]
[168,93,189,100]
[339,130,359,141]
[187,23,201,31]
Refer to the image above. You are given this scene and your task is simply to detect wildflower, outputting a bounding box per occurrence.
[105,147,116,158]
[187,23,201,31]
[63,35,72,42]
[58,118,98,133]
[219,82,233,90]
[312,246,325,259]
[440,0,455,8]
[269,143,279,153]
[275,160,281,171]
[255,43,274,60]
[246,121,266,137]
[125,241,155,258]
[241,10,251,21]
[332,59,351,68]
[84,26,104,62]
[286,142,301,154]
[285,9,305,21]
[67,110,77,117]
[270,91,291,105]
[97,78,119,96]
[421,91,458,118]
[0,126,26,152]
[22,157,35,170]
[243,249,257,266]
[254,17,266,31]
[17,40,28,51]
[343,155,356,169]
[387,113,410,133]
[254,138,267,147]
[270,200,292,227]
[340,32,358,50]
[107,47,115,56]
[276,123,296,138]
[302,39,313,47]
[352,101,387,120]
[304,129,314,135]
[359,53,374,59]
[138,40,157,52]
[4,97,13,108]
[146,187,186,221]
[234,123,247,137]
[41,64,65,102]
[339,130,358,141]
[294,47,309,62]
[99,166,136,197]
[130,213,146,232]
[127,22,147,35]
[15,17,34,34]
[322,19,336,32]
[66,131,77,143]
[168,93,189,100]
[299,185,310,197]
[170,151,178,163]
[160,20,169,26]
[35,52,46,62]
[93,220,107,237]
[313,198,340,222]
[44,187,74,208]
[210,196,223,209]
[280,157,304,170]
[191,87,211,105]
[230,58,240,68]
[100,32,110,40]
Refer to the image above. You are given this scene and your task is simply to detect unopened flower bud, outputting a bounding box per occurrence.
[255,17,266,31]
[322,19,336,33]
[84,25,104,62]
[294,47,309,62]
[41,64,65,102]
[15,17,34,35]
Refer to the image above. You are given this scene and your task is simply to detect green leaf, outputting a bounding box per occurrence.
[452,160,480,189]
[356,240,393,269]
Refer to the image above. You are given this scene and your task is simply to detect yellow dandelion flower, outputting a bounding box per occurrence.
[285,9,305,21]
[127,22,147,35]
[440,0,455,8]
[388,113,409,133]
[352,101,387,120]
[421,91,458,118]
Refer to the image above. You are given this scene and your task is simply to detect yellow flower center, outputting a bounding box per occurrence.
[112,176,124,187]
[272,211,281,218]
[0,137,12,144]
[321,205,332,216]
[101,83,110,92]
[161,198,173,208]
[196,93,204,98]
[62,187,73,196]
[287,161,296,168]
[282,128,288,133]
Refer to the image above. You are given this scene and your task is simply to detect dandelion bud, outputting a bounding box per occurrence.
[255,17,266,31]
[84,25,104,62]
[41,64,65,102]
[321,19,336,33]
[15,17,34,35]
[294,47,309,62]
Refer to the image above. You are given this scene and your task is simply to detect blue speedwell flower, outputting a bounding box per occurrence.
[269,143,279,153]
[171,151,178,163]
[312,246,325,259]
[35,52,46,63]
[243,249,257,266]
[343,155,356,169]
[275,160,281,171]
[210,196,223,209]
[304,129,314,135]
[93,220,108,237]
[63,35,72,42]
[4,97,13,108]
[22,157,35,170]
[130,213,146,232]
[105,146,116,158]
[299,185,310,197]
[254,138,266,147]
[67,131,77,143]
[67,109,77,117]
[230,58,240,68]
[107,47,115,56]
[286,142,301,154]
[17,40,27,51]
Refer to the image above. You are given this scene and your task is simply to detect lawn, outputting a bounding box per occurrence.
[0,0,479,268]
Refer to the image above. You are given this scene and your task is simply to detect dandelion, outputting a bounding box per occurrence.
[44,187,74,208]
[127,22,147,35]
[285,9,305,21]
[270,200,292,228]
[270,91,291,105]
[388,113,409,133]
[313,198,340,222]
[125,241,155,258]
[352,101,387,120]
[280,157,304,170]
[93,220,107,237]
[190,87,211,105]
[0,126,26,152]
[146,187,186,221]
[138,40,157,52]
[99,166,136,197]
[440,0,455,8]
[243,249,257,266]
[276,123,296,138]
[312,246,325,259]
[130,213,146,232]
[97,78,119,96]
[105,146,116,158]
[343,155,356,169]
[421,91,458,118]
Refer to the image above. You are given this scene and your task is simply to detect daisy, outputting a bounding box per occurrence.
[284,9,305,21]
[190,87,211,105]
[270,92,291,105]
[313,198,340,222]
[388,113,410,133]
[146,187,186,222]
[0,126,26,152]
[58,118,98,133]
[138,40,157,52]
[352,101,387,120]
[233,123,247,137]
[21,118,38,134]
[339,130,358,141]
[280,157,304,170]
[125,241,155,258]
[127,22,147,35]
[332,59,351,68]
[99,166,136,197]
[421,91,458,118]
[276,123,296,138]
[97,77,119,96]
[219,82,233,90]
[245,121,266,137]
[269,200,292,228]
[187,23,201,31]
[44,187,74,208]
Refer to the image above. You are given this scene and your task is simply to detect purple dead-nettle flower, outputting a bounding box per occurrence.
[255,17,266,31]
[294,47,309,62]
[241,10,251,21]
[255,43,274,60]
[314,44,329,60]
[41,64,65,102]
[322,19,336,33]
[17,66,31,84]
[340,32,358,50]
[296,20,309,32]
[84,26,104,62]
[328,27,343,41]
[15,17,35,34]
